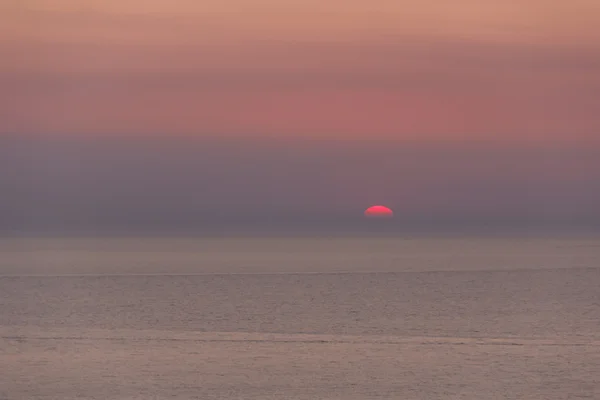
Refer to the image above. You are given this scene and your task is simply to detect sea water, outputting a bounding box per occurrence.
[1,237,599,399]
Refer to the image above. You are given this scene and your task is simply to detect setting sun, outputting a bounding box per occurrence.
[364,205,394,218]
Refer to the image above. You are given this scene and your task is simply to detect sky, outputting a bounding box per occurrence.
[1,1,600,233]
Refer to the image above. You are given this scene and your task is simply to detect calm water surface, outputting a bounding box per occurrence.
[1,237,599,399]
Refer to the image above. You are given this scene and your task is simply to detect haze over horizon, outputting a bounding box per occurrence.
[2,135,600,235]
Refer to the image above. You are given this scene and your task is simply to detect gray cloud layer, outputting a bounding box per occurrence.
[2,136,600,235]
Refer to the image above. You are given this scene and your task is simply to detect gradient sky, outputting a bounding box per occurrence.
[1,1,600,232]
[2,0,599,140]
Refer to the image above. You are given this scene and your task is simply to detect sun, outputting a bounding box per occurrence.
[364,205,394,218]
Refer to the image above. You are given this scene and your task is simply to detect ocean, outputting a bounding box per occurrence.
[1,237,599,399]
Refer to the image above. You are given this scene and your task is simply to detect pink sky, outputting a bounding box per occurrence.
[2,0,599,141]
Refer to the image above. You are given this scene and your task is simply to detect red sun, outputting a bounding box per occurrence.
[364,205,394,218]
